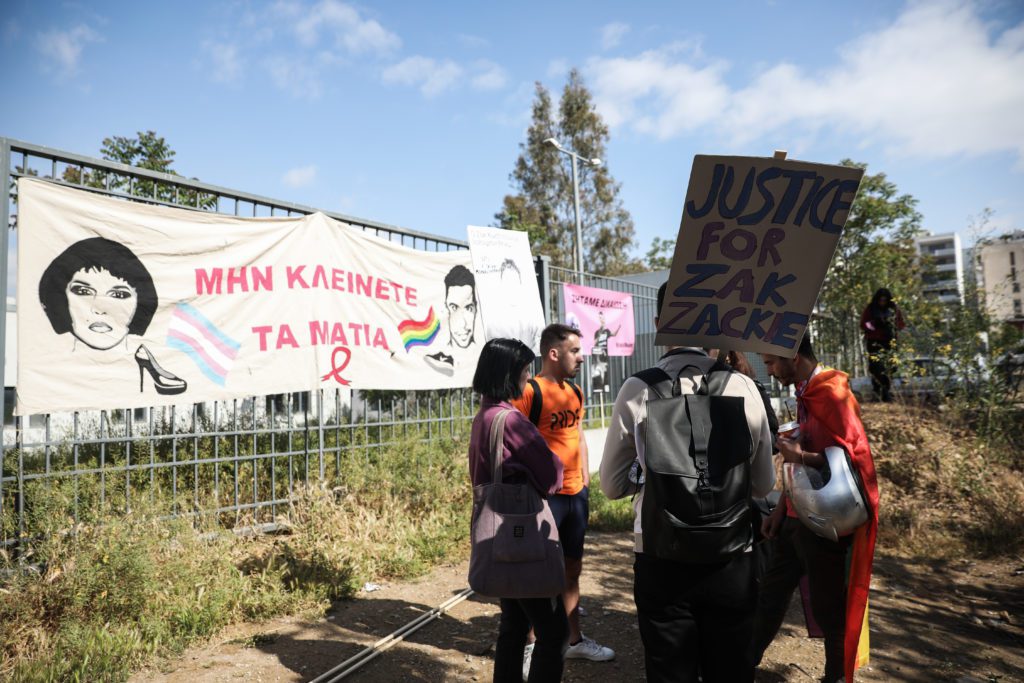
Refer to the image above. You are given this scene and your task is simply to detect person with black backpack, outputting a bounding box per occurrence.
[600,283,775,683]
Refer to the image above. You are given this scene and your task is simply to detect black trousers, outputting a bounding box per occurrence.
[494,596,568,683]
[748,517,851,683]
[633,551,756,683]
[866,338,894,401]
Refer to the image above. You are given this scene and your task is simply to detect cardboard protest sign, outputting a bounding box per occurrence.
[466,225,546,353]
[656,155,864,356]
[16,179,482,414]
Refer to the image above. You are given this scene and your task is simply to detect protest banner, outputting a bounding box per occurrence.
[16,179,483,414]
[466,225,546,353]
[563,283,634,394]
[656,155,864,356]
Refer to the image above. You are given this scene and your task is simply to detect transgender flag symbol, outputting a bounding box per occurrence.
[166,303,241,386]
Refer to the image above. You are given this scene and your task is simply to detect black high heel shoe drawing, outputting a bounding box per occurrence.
[135,344,187,395]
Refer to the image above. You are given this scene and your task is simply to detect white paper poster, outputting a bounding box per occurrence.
[16,179,483,414]
[466,225,546,353]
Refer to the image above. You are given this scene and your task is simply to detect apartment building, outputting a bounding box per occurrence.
[915,232,964,304]
[979,231,1024,329]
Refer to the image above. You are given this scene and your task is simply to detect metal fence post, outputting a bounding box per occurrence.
[0,138,10,543]
[535,254,552,323]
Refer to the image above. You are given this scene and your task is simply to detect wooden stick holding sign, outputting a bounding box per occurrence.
[655,154,864,357]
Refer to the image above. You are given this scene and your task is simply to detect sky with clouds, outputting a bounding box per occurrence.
[3,0,1023,288]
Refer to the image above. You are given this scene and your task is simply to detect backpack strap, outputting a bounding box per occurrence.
[527,379,543,426]
[527,379,583,426]
[566,380,583,406]
[632,367,672,399]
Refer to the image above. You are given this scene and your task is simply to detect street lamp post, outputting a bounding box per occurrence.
[544,137,601,284]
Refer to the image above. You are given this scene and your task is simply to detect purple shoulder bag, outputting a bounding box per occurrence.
[468,409,566,599]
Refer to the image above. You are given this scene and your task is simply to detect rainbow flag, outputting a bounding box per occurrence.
[166,302,241,386]
[399,307,440,352]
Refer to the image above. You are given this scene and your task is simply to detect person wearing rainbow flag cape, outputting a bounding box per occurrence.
[750,334,879,683]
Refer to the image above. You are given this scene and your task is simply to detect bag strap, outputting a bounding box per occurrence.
[527,379,543,426]
[489,408,514,482]
[632,367,671,398]
[566,380,583,406]
[686,393,713,494]
[633,363,709,398]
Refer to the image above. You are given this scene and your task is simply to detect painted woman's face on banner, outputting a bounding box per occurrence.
[65,266,138,349]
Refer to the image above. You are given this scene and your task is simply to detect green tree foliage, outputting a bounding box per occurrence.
[645,236,675,271]
[62,131,216,209]
[814,160,939,372]
[496,70,641,276]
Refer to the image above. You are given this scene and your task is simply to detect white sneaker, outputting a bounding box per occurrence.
[565,635,615,661]
[522,642,534,681]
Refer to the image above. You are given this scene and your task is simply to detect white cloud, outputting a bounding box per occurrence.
[202,40,243,84]
[588,45,730,135]
[471,60,507,90]
[266,56,323,99]
[290,0,400,54]
[600,21,629,50]
[283,164,318,188]
[382,56,463,97]
[587,1,1024,163]
[35,24,101,76]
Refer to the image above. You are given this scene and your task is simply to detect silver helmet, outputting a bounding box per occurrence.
[783,446,868,542]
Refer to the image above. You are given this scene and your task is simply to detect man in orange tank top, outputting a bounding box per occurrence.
[513,323,615,668]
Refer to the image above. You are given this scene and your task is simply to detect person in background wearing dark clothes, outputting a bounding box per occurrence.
[718,350,779,445]
[469,338,569,682]
[859,288,905,402]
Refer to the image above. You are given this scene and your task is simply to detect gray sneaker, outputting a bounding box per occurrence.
[565,635,615,661]
[522,642,534,681]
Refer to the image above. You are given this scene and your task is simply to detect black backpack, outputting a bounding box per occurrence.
[635,356,753,564]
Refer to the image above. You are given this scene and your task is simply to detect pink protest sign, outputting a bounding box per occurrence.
[562,284,635,357]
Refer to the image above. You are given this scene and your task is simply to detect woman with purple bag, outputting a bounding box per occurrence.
[469,338,568,682]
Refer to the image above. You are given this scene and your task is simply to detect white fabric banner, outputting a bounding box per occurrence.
[15,179,483,414]
[466,225,546,353]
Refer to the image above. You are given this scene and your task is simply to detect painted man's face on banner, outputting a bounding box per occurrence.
[66,266,138,350]
[446,284,477,348]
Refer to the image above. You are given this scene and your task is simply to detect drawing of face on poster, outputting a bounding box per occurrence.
[425,264,480,375]
[38,237,187,395]
[444,264,477,349]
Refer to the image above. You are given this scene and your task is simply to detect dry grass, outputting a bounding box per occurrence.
[865,402,1024,558]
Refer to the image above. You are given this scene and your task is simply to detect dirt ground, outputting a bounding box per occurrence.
[132,530,1024,683]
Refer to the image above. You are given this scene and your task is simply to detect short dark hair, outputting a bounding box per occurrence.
[797,333,816,362]
[444,264,476,296]
[657,281,668,319]
[39,237,157,336]
[540,323,579,355]
[472,338,535,400]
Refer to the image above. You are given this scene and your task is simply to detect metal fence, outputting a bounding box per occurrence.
[541,263,661,421]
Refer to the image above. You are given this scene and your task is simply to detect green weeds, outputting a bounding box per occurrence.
[0,434,471,682]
